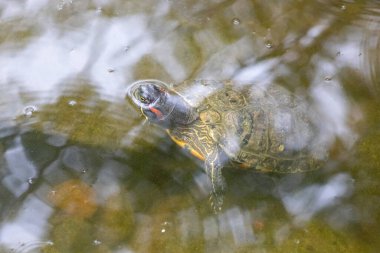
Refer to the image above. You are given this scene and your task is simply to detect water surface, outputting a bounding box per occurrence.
[1,1,380,252]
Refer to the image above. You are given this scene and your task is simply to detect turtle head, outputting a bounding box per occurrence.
[127,80,171,121]
[134,84,161,105]
[127,80,197,127]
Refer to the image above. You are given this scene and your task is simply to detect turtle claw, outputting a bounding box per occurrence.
[210,172,226,213]
[209,193,224,214]
[205,152,226,213]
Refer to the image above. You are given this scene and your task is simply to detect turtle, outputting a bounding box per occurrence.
[127,79,324,211]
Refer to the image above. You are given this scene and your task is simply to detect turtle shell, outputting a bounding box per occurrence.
[168,80,323,173]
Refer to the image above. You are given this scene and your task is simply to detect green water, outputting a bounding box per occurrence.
[1,0,380,252]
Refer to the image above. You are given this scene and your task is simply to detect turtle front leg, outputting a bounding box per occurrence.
[205,148,226,213]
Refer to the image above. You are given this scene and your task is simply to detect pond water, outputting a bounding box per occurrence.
[1,0,380,252]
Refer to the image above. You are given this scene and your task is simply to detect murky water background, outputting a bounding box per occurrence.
[1,0,380,252]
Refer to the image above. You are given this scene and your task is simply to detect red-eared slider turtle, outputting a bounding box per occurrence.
[127,80,324,211]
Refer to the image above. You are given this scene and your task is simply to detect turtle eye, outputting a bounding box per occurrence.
[135,83,162,105]
[139,96,147,103]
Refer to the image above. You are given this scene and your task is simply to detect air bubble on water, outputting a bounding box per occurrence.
[265,41,273,49]
[93,240,102,246]
[57,0,73,10]
[24,105,37,117]
[341,5,346,10]
[160,221,170,233]
[81,168,88,174]
[96,7,102,14]
[324,76,332,82]
[232,18,241,25]
[68,100,77,106]
[28,177,37,185]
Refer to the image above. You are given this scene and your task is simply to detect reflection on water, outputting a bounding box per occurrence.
[280,173,354,224]
[1,0,380,252]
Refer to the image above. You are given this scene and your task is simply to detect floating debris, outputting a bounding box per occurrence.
[27,177,37,185]
[23,105,37,117]
[68,100,77,106]
[265,41,273,49]
[93,239,102,246]
[232,18,241,25]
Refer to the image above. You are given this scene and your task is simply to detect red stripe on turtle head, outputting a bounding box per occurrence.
[149,106,164,120]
